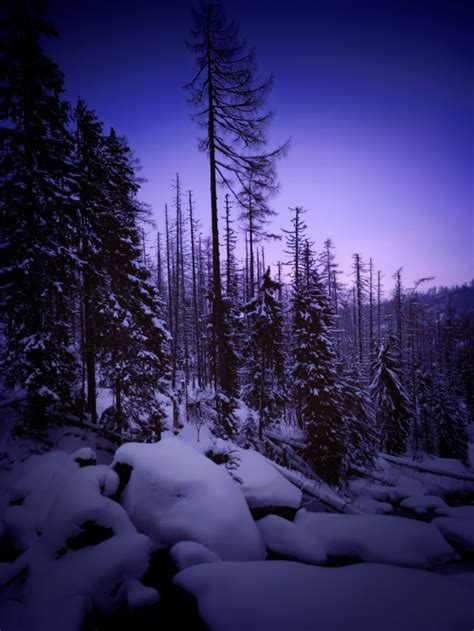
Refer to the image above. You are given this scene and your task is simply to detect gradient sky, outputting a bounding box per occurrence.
[47,0,473,290]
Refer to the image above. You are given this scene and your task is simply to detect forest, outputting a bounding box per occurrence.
[0,1,473,630]
[1,0,472,483]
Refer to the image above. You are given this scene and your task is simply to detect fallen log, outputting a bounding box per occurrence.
[381,453,474,483]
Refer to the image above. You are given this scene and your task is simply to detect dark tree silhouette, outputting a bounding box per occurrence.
[185,0,288,395]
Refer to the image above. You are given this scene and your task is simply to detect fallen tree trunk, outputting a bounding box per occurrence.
[48,411,125,444]
[381,453,474,483]
[260,433,359,515]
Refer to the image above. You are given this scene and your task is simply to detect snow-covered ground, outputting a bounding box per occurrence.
[1,413,473,630]
[174,560,474,631]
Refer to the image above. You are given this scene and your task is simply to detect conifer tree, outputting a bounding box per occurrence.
[73,99,110,423]
[292,257,347,484]
[97,129,170,437]
[0,0,77,425]
[370,336,412,455]
[244,269,285,439]
[433,380,469,465]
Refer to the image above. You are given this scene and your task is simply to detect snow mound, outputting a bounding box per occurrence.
[0,532,156,631]
[379,478,427,502]
[294,509,458,569]
[352,496,394,514]
[112,438,266,560]
[257,515,326,564]
[174,560,474,631]
[400,494,447,515]
[233,447,302,510]
[434,505,474,519]
[0,457,158,631]
[2,448,96,550]
[170,541,222,571]
[432,506,474,551]
[40,465,135,556]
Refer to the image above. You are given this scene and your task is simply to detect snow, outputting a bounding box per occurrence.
[174,560,474,631]
[432,506,474,552]
[435,505,474,519]
[433,516,474,553]
[112,437,266,560]
[400,494,448,515]
[39,465,136,555]
[294,509,458,569]
[0,454,158,631]
[257,515,327,564]
[2,449,94,550]
[350,494,394,514]
[382,453,474,481]
[170,541,222,571]
[231,447,302,510]
[0,532,156,631]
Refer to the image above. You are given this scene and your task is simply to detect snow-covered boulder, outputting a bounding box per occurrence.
[0,460,158,631]
[432,516,474,553]
[432,506,474,553]
[170,541,222,571]
[351,495,394,514]
[400,494,448,515]
[257,515,326,564]
[39,465,136,556]
[294,510,458,569]
[2,448,96,550]
[232,448,302,516]
[0,532,157,631]
[174,561,474,631]
[435,505,474,519]
[112,438,266,560]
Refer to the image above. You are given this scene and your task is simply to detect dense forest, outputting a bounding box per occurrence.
[1,0,472,489]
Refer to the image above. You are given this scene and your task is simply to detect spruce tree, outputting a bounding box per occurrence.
[98,129,170,437]
[342,367,377,472]
[370,336,412,455]
[243,269,285,439]
[73,99,110,423]
[433,380,469,465]
[292,264,347,485]
[0,0,77,426]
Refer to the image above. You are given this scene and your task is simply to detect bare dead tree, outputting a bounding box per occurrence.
[185,0,288,396]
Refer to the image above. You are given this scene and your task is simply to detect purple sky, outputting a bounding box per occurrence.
[47,0,473,291]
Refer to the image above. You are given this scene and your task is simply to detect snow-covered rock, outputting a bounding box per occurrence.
[174,560,474,631]
[432,506,474,553]
[112,438,266,560]
[39,465,135,556]
[0,458,158,631]
[0,532,156,631]
[435,505,474,519]
[432,517,474,553]
[400,494,448,515]
[232,448,302,512]
[170,541,222,571]
[257,515,327,564]
[352,495,394,514]
[294,510,458,569]
[377,478,427,502]
[2,449,96,550]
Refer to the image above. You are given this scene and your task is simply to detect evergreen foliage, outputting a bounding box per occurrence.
[370,336,412,455]
[292,264,347,484]
[0,0,77,425]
